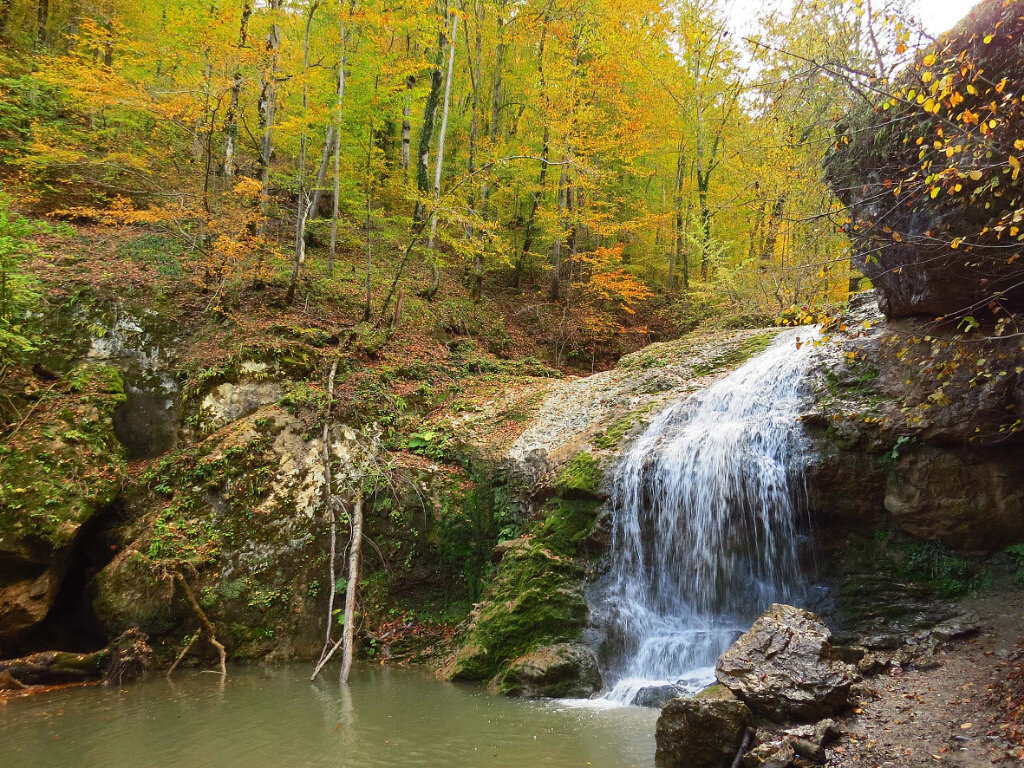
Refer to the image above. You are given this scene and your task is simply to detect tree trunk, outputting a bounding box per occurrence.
[258,0,284,237]
[287,0,321,305]
[223,2,253,178]
[318,360,340,663]
[339,494,364,685]
[514,23,548,289]
[401,73,414,172]
[415,33,446,221]
[549,164,567,300]
[0,0,13,41]
[671,133,687,289]
[466,0,483,300]
[760,194,787,261]
[36,0,47,48]
[420,11,458,302]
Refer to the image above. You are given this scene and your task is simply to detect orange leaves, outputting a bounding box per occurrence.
[578,244,653,313]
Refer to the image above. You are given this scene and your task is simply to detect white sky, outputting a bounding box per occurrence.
[914,0,974,35]
[726,0,974,37]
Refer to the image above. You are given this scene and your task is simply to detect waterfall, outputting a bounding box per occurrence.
[594,329,819,705]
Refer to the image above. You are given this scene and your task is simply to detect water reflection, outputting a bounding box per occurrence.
[1,664,656,768]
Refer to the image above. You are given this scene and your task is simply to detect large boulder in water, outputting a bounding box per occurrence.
[655,698,752,768]
[824,0,1024,319]
[716,604,858,721]
[497,642,601,698]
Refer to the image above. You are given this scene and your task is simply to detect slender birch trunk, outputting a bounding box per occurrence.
[339,494,364,685]
[421,11,458,302]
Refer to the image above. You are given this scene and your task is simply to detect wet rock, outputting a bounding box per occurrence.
[498,643,601,698]
[695,683,739,702]
[790,737,826,764]
[655,698,752,768]
[783,718,841,747]
[716,604,858,721]
[631,683,684,708]
[741,740,795,768]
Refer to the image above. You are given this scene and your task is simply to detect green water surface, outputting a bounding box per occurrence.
[0,663,656,768]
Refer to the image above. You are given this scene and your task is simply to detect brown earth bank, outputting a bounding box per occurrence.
[829,590,1024,767]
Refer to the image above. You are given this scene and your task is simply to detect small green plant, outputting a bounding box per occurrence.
[878,435,916,475]
[406,427,456,461]
[1005,544,1024,585]
[898,541,978,598]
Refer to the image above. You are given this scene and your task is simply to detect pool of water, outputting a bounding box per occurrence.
[0,663,657,768]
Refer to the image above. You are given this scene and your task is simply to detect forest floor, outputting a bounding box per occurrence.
[828,589,1024,767]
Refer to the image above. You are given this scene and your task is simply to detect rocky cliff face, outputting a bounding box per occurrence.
[824,0,1024,321]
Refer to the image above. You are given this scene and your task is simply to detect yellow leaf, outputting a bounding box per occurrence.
[1016,140,1024,151]
[930,187,940,199]
[984,34,994,44]
[923,53,936,67]
[969,170,983,181]
[922,72,933,83]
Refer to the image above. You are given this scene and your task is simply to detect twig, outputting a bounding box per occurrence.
[165,631,200,677]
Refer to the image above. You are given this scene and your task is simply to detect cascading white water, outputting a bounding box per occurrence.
[595,329,819,705]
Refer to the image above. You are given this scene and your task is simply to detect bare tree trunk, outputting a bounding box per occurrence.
[466,0,483,300]
[258,0,284,237]
[339,494,364,685]
[549,164,567,300]
[420,11,458,302]
[673,135,690,290]
[761,194,787,261]
[415,31,446,221]
[514,23,548,289]
[400,73,414,173]
[287,0,321,305]
[318,359,339,663]
[223,2,252,178]
[36,0,47,48]
[363,102,375,321]
[329,1,355,276]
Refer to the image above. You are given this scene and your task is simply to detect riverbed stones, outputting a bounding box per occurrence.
[498,643,601,698]
[654,698,752,768]
[716,604,858,721]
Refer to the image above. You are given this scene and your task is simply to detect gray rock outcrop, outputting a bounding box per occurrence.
[716,604,858,721]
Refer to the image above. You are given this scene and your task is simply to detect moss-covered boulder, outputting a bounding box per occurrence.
[0,365,126,644]
[92,404,337,661]
[446,479,603,683]
[497,642,601,698]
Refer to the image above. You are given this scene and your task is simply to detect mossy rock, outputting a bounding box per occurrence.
[553,452,604,499]
[0,364,126,554]
[448,542,588,681]
[92,548,179,638]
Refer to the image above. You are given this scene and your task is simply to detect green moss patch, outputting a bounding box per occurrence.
[0,364,126,553]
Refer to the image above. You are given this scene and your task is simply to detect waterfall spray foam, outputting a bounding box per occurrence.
[595,328,819,705]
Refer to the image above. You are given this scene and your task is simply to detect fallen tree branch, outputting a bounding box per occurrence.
[173,572,227,676]
[165,631,200,677]
[0,629,152,687]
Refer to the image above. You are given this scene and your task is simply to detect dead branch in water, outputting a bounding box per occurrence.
[173,571,227,676]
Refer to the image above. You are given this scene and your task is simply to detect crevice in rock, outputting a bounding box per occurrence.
[11,498,128,656]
